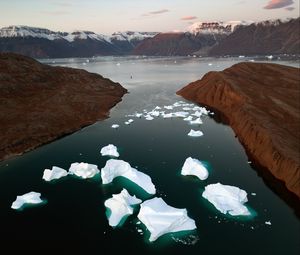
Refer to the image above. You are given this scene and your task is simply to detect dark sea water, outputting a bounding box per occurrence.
[0,56,299,254]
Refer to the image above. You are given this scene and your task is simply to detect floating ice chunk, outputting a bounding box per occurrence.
[181,157,209,180]
[111,124,119,129]
[137,197,197,242]
[183,107,192,111]
[104,189,142,227]
[42,166,68,181]
[149,111,160,117]
[128,119,134,123]
[145,115,154,120]
[251,193,256,196]
[69,162,100,179]
[116,62,121,66]
[192,111,202,117]
[267,55,273,60]
[135,113,143,118]
[208,63,213,66]
[125,119,134,125]
[101,159,156,194]
[164,106,173,110]
[173,102,182,107]
[202,183,251,216]
[265,221,271,225]
[11,192,43,210]
[200,107,209,115]
[183,116,193,121]
[188,129,203,137]
[100,144,120,158]
[190,117,203,125]
[162,113,173,118]
[154,106,161,110]
[173,111,189,118]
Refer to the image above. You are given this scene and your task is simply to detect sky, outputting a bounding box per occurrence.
[0,0,299,34]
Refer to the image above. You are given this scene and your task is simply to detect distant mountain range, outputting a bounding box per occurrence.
[0,18,299,58]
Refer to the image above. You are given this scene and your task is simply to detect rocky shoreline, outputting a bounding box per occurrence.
[177,62,300,198]
[0,53,127,161]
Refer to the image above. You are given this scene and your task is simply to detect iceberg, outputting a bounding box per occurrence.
[164,106,173,110]
[202,183,251,216]
[137,197,197,242]
[101,159,156,195]
[11,191,43,210]
[181,157,209,180]
[162,113,173,118]
[192,111,202,117]
[104,189,142,227]
[100,144,120,157]
[149,111,160,117]
[42,166,68,181]
[145,115,154,120]
[173,111,189,118]
[183,116,193,121]
[69,162,100,179]
[190,117,203,125]
[188,129,203,137]
[111,124,119,129]
[135,113,143,118]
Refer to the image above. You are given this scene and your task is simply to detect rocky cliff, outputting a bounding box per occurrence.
[177,62,300,198]
[0,53,127,160]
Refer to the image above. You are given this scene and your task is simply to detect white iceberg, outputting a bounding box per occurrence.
[164,105,173,110]
[69,162,100,179]
[11,192,44,210]
[42,166,68,181]
[100,144,120,158]
[183,116,193,121]
[137,197,197,242]
[105,189,142,227]
[162,113,173,118]
[101,159,156,195]
[202,183,251,216]
[149,111,160,117]
[181,157,209,180]
[188,129,203,137]
[135,113,143,118]
[111,124,119,129]
[173,111,189,118]
[190,117,203,125]
[145,115,154,120]
[192,111,202,117]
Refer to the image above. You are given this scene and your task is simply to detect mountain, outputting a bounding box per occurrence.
[0,52,127,160]
[0,26,157,58]
[177,62,300,198]
[209,18,300,56]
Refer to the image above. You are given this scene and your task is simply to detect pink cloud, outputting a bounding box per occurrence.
[181,16,197,21]
[264,0,294,9]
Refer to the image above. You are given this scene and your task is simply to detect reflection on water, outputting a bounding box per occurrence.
[0,56,299,254]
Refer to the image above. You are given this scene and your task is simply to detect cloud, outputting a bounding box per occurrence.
[142,9,169,16]
[285,6,295,10]
[181,16,197,21]
[264,0,294,9]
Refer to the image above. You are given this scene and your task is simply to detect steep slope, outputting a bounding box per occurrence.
[0,53,127,160]
[209,18,300,56]
[177,62,300,198]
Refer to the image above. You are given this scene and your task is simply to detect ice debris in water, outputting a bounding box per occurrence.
[69,162,100,179]
[100,144,120,158]
[137,197,197,242]
[188,129,204,137]
[181,157,209,180]
[145,115,154,120]
[101,159,156,195]
[42,166,68,181]
[265,221,271,225]
[173,112,189,118]
[184,116,193,121]
[125,119,134,125]
[104,189,142,227]
[190,117,203,125]
[202,183,251,216]
[111,124,119,129]
[11,192,43,210]
[162,113,173,118]
[164,106,173,110]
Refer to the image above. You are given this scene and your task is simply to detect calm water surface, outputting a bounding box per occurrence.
[0,56,299,254]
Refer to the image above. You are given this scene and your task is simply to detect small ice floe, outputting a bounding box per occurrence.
[173,102,182,107]
[11,192,44,210]
[111,124,119,129]
[200,107,209,115]
[192,111,202,117]
[183,107,192,111]
[101,159,156,195]
[184,116,193,122]
[69,162,100,179]
[145,115,154,120]
[265,221,272,225]
[251,193,256,196]
[173,112,189,118]
[154,106,161,110]
[181,157,209,180]
[162,113,173,118]
[189,117,203,125]
[135,113,143,118]
[267,55,273,60]
[164,106,173,110]
[116,62,121,66]
[125,119,134,125]
[202,183,251,216]
[42,166,68,181]
[188,129,204,137]
[137,197,197,242]
[100,144,120,158]
[208,63,213,66]
[104,189,141,227]
[239,55,245,58]
[149,111,160,117]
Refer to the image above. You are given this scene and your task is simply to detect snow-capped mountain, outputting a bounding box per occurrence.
[110,31,158,42]
[188,21,251,35]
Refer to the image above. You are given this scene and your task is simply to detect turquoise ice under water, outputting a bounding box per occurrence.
[0,56,299,254]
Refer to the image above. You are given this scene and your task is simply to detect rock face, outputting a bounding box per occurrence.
[209,18,300,56]
[133,32,226,56]
[0,53,127,160]
[177,62,300,198]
